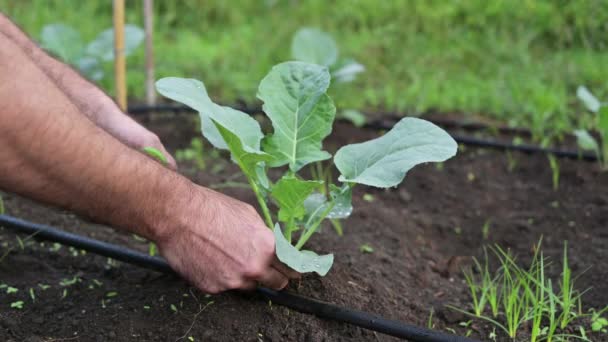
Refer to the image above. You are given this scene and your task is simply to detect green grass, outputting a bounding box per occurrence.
[2,0,608,139]
[450,241,597,341]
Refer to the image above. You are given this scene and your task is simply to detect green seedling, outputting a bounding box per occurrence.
[6,286,18,294]
[548,154,560,190]
[10,301,24,309]
[363,193,375,202]
[40,23,143,81]
[450,240,590,341]
[292,27,366,127]
[0,194,4,214]
[359,244,374,254]
[142,147,168,166]
[176,138,207,170]
[481,219,491,240]
[575,86,608,169]
[156,61,457,275]
[590,307,608,332]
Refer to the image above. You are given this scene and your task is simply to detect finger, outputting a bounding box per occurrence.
[164,152,178,170]
[237,279,257,292]
[257,267,289,290]
[271,258,301,280]
[155,145,178,170]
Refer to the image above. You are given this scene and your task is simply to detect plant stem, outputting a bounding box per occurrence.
[285,217,295,243]
[295,202,335,250]
[247,178,273,228]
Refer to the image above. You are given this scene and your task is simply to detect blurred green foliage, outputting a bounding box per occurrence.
[2,0,607,140]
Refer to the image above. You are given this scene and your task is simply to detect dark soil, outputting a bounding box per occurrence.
[1,116,607,342]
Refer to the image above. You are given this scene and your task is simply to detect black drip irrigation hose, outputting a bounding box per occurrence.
[127,104,598,162]
[0,214,478,342]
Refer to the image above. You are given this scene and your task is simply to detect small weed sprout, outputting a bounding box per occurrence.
[156,62,457,275]
[450,240,591,341]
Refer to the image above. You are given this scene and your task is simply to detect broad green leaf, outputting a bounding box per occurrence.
[573,130,599,152]
[156,77,269,178]
[270,176,322,222]
[335,118,457,188]
[274,224,333,276]
[155,77,226,149]
[86,25,144,61]
[338,109,366,127]
[291,28,338,67]
[332,59,365,83]
[258,62,336,171]
[141,146,168,165]
[75,56,104,81]
[212,118,271,179]
[577,86,601,113]
[303,184,353,222]
[40,24,83,62]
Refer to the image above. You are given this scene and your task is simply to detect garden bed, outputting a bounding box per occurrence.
[1,118,607,341]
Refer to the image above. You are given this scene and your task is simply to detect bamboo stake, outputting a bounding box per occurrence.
[113,0,127,111]
[143,0,155,105]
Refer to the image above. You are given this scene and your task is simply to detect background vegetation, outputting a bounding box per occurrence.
[2,0,607,138]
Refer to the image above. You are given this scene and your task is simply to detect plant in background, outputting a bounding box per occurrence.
[156,61,457,275]
[292,27,367,127]
[575,86,608,169]
[40,23,144,81]
[0,194,4,215]
[450,240,592,341]
[175,137,207,170]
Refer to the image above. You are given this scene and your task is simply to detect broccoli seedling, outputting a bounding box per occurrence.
[156,61,456,275]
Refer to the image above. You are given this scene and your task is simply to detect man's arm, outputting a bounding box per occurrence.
[0,13,176,168]
[0,32,297,292]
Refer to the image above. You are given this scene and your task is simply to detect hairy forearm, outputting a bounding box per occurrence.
[0,13,125,127]
[0,32,191,240]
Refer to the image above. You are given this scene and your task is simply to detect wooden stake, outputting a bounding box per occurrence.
[113,0,127,111]
[143,0,155,105]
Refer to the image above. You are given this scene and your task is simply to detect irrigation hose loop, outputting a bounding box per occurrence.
[127,104,597,162]
[0,214,478,342]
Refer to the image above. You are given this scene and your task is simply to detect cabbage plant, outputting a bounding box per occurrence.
[156,61,457,275]
[575,86,608,169]
[40,23,144,81]
[292,27,366,127]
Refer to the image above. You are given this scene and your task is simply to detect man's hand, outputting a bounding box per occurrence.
[0,12,176,169]
[94,106,177,169]
[158,186,299,293]
[0,30,298,294]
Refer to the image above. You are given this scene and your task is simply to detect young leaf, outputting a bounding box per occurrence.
[40,24,84,61]
[86,25,145,61]
[270,176,322,222]
[338,109,366,127]
[335,118,457,188]
[258,62,336,172]
[573,129,599,152]
[291,28,338,67]
[210,111,271,179]
[270,176,323,222]
[332,59,365,83]
[577,86,601,113]
[274,224,333,276]
[156,77,237,150]
[75,56,104,81]
[141,146,168,166]
[303,184,353,221]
